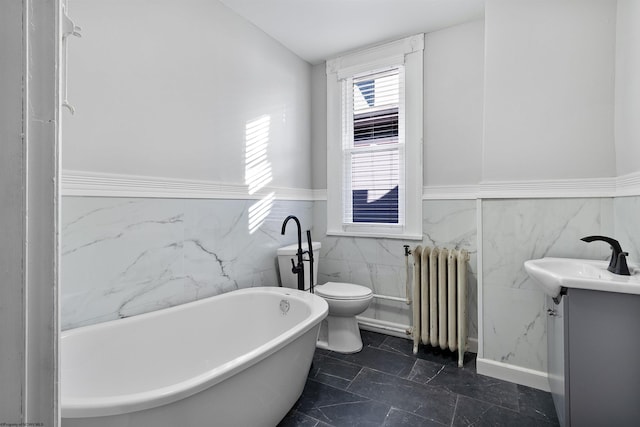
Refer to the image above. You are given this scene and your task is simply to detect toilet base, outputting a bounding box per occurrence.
[316,315,363,354]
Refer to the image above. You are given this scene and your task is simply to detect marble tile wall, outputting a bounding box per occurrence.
[62,194,637,377]
[61,196,313,330]
[313,200,478,342]
[481,198,614,372]
[614,196,640,263]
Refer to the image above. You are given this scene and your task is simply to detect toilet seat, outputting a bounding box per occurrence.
[315,282,372,300]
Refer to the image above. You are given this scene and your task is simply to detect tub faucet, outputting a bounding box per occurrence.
[580,235,631,276]
[281,215,305,290]
[305,230,314,294]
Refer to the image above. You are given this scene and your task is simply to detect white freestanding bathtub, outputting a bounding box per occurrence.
[61,287,328,427]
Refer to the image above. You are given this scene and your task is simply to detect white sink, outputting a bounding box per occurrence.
[524,257,640,298]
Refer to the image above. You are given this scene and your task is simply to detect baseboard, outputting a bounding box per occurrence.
[356,316,479,354]
[476,357,550,392]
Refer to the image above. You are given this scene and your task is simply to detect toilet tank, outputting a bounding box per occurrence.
[277,242,321,290]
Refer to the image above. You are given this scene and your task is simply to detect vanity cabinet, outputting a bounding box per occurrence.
[547,289,640,427]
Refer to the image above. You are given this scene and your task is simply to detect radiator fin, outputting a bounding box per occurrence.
[411,246,469,367]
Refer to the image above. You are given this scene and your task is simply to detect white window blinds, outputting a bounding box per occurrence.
[342,66,405,226]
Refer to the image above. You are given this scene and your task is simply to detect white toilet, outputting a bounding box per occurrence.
[277,242,373,354]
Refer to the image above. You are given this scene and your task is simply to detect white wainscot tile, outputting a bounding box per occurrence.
[482,198,614,293]
[422,200,477,250]
[241,270,279,289]
[361,263,411,326]
[61,197,186,329]
[318,258,388,292]
[183,199,250,261]
[182,199,312,295]
[181,238,240,299]
[115,275,198,319]
[349,260,405,292]
[317,258,355,284]
[367,264,406,297]
[465,268,479,340]
[322,236,379,264]
[374,239,409,267]
[483,285,547,372]
[615,196,640,262]
[362,299,411,327]
[183,199,254,295]
[319,236,339,259]
[339,260,375,287]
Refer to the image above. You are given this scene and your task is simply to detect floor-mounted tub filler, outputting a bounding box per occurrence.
[61,287,328,427]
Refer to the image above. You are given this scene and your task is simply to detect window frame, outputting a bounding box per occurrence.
[326,34,424,239]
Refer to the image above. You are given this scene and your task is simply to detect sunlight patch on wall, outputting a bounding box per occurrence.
[245,115,274,234]
[248,192,275,234]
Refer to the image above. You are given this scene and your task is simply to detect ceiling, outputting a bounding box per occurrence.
[220,0,485,64]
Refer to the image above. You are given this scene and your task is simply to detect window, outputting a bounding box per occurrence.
[347,67,402,225]
[326,35,423,239]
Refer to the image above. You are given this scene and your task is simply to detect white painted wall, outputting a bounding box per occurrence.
[310,63,327,190]
[63,0,312,189]
[0,2,26,419]
[483,0,617,182]
[0,1,59,423]
[615,0,640,176]
[311,19,485,190]
[425,19,484,186]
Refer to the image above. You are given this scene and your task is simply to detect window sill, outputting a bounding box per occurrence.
[326,230,423,240]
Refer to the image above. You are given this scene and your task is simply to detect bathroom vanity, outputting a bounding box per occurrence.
[546,288,640,427]
[525,256,640,427]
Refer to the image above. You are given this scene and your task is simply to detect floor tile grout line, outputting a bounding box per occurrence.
[339,370,461,425]
[441,384,524,414]
[355,354,522,412]
[282,332,558,427]
[453,392,536,418]
[425,363,447,385]
[324,350,454,389]
[346,365,365,390]
[313,362,529,421]
[291,384,554,420]
[450,394,460,427]
[307,375,443,426]
[382,406,394,426]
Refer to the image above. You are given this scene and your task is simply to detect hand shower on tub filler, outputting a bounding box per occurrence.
[280,215,315,293]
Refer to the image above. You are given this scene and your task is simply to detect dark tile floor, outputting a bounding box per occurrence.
[278,330,559,427]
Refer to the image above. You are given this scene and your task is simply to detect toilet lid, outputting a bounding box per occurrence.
[315,282,372,300]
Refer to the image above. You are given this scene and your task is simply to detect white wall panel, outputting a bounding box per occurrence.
[483,0,617,181]
[615,0,640,176]
[63,0,311,189]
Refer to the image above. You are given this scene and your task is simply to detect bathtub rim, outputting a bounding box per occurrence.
[61,286,328,418]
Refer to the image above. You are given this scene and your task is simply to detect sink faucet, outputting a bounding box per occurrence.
[580,235,631,275]
[281,215,305,290]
